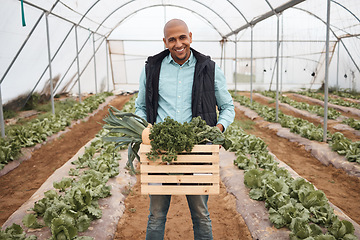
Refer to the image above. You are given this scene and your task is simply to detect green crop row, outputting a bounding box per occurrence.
[0,94,137,239]
[225,121,358,240]
[297,91,360,110]
[260,91,341,120]
[260,91,360,131]
[0,92,113,170]
[331,91,360,100]
[232,93,360,164]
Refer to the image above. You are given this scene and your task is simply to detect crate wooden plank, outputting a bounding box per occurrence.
[141,164,219,174]
[141,184,220,195]
[141,174,219,184]
[140,154,219,163]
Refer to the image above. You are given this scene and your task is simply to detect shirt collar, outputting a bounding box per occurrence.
[166,50,194,66]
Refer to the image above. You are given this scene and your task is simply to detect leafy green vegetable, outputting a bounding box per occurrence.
[147,117,196,162]
[146,116,232,163]
[189,116,232,150]
[102,106,148,172]
[342,118,360,131]
[22,214,43,229]
[50,216,78,240]
[76,214,91,232]
[328,218,357,240]
[269,202,310,228]
[53,178,73,192]
[0,223,37,240]
[289,217,323,240]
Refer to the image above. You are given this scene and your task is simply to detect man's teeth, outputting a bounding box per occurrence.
[176,48,184,52]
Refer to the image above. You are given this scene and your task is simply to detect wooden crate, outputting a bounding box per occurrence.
[139,144,220,195]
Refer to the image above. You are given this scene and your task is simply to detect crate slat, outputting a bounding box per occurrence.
[141,184,220,195]
[141,174,219,183]
[141,164,219,174]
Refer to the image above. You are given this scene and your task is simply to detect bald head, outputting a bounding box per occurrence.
[163,19,189,38]
[162,18,192,65]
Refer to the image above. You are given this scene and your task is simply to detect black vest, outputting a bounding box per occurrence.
[145,48,217,126]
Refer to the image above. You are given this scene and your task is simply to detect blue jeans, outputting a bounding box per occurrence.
[146,195,213,240]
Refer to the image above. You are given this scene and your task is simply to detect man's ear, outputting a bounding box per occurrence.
[189,32,192,43]
[163,38,168,48]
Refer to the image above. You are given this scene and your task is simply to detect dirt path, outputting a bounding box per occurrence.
[114,173,252,240]
[234,106,360,224]
[0,95,131,225]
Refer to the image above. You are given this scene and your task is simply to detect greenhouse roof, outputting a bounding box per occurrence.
[0,0,359,106]
[8,0,359,40]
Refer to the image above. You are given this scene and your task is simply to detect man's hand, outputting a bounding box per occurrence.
[216,124,224,149]
[216,123,224,132]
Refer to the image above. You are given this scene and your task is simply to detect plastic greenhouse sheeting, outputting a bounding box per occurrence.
[0,0,359,105]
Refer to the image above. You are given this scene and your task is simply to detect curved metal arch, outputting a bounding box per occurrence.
[330,0,360,23]
[76,0,235,37]
[225,0,249,24]
[190,0,234,33]
[265,0,276,13]
[102,4,224,38]
[77,0,136,27]
[292,7,360,74]
[292,7,338,38]
[293,5,358,39]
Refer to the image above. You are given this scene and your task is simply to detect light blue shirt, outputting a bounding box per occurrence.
[135,51,235,130]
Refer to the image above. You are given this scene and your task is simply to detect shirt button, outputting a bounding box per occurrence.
[179,81,181,84]
[177,110,180,113]
[178,96,181,98]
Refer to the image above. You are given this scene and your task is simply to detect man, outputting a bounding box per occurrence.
[135,19,235,240]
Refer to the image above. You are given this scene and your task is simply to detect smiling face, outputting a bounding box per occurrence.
[163,19,192,65]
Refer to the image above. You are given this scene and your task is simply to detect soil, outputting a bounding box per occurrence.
[1,93,359,239]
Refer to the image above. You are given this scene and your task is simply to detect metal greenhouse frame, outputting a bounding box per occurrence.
[1,0,359,141]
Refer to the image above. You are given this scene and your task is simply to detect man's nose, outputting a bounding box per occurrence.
[175,39,182,47]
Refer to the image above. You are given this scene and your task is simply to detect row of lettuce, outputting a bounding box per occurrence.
[231,93,360,164]
[331,89,360,100]
[0,94,134,239]
[260,91,359,130]
[0,92,113,170]
[298,91,360,110]
[224,121,358,240]
[330,91,360,101]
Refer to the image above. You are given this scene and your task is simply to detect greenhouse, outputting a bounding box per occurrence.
[0,0,359,239]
